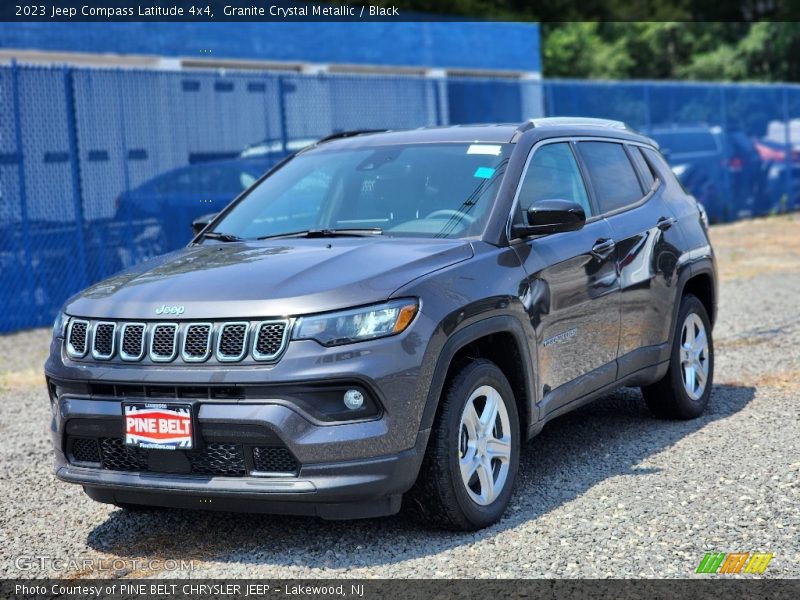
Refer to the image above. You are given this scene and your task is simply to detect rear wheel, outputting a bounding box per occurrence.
[642,294,714,419]
[410,359,520,530]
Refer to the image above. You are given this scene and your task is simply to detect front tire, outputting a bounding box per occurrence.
[642,294,714,419]
[411,359,520,530]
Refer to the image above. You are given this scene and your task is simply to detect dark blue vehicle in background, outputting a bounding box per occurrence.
[648,126,765,223]
[113,158,273,261]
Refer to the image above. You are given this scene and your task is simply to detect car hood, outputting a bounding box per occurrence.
[66,238,473,320]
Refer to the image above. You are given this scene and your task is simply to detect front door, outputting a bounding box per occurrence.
[511,141,621,416]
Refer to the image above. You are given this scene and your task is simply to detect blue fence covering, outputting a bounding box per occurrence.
[1,65,799,332]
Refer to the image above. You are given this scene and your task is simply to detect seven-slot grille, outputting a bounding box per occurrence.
[64,319,289,364]
[92,322,116,359]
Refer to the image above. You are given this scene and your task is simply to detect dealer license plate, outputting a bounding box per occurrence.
[123,402,193,450]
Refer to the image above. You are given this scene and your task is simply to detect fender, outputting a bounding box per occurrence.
[661,255,717,363]
[418,314,538,439]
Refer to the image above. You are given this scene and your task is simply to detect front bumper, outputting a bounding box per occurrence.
[45,315,440,518]
[56,429,428,519]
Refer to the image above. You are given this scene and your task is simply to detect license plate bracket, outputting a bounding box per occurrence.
[123,402,193,450]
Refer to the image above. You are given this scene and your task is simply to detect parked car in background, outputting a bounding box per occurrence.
[755,120,800,214]
[239,138,317,159]
[113,158,275,267]
[648,126,764,222]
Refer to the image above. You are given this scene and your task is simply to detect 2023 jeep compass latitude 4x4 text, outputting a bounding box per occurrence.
[46,118,717,530]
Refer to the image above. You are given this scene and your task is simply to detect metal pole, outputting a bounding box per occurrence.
[782,86,793,214]
[277,75,290,155]
[10,59,36,329]
[64,65,88,288]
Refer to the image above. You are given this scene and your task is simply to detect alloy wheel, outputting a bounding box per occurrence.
[458,385,512,506]
[679,312,710,401]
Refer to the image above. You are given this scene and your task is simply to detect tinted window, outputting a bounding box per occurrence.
[517,143,591,217]
[578,142,643,214]
[643,147,688,193]
[628,146,656,190]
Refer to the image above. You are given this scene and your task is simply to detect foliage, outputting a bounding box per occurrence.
[340,2,800,82]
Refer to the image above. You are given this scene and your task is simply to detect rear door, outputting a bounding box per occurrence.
[576,141,684,379]
[510,141,620,416]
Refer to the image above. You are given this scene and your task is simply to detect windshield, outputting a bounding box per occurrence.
[212,142,511,240]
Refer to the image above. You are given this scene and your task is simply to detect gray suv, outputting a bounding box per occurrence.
[45,118,717,530]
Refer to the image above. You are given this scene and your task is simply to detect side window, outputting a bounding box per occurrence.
[517,142,592,218]
[628,146,656,191]
[642,147,688,194]
[578,141,644,214]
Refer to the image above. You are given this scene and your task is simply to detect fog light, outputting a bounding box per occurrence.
[343,389,364,410]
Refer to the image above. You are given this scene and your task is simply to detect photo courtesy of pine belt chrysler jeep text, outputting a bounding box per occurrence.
[45,118,717,530]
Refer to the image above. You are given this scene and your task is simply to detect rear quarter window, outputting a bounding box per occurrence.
[577,141,644,214]
[628,146,656,191]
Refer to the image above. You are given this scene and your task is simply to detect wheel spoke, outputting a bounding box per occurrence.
[695,363,707,387]
[476,457,495,504]
[460,451,479,483]
[693,329,707,353]
[479,388,500,433]
[685,364,696,393]
[683,320,695,346]
[462,402,480,436]
[485,437,511,462]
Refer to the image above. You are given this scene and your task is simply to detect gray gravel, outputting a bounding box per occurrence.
[1,225,798,579]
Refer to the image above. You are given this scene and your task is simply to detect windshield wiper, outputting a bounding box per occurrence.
[257,228,383,240]
[202,231,243,242]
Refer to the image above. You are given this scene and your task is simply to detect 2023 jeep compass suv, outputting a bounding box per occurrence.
[46,118,717,530]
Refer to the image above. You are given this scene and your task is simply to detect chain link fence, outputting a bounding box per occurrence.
[1,63,799,332]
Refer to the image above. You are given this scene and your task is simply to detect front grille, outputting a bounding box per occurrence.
[150,324,177,361]
[120,323,145,360]
[253,446,299,474]
[183,323,211,361]
[217,322,248,361]
[67,320,88,357]
[65,318,291,364]
[79,437,273,478]
[188,442,246,476]
[92,322,116,359]
[253,321,288,360]
[70,438,101,463]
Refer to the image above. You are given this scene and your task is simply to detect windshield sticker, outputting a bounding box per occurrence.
[467,144,502,156]
[473,166,496,179]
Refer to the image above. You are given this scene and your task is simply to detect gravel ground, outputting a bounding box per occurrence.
[0,215,798,579]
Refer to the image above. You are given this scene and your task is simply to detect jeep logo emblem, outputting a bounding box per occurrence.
[155,304,185,316]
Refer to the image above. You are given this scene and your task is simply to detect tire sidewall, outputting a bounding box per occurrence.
[444,361,520,528]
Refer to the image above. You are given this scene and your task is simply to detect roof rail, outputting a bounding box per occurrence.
[316,129,388,144]
[512,117,630,140]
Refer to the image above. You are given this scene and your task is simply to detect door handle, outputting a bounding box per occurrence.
[591,238,616,259]
[657,216,677,231]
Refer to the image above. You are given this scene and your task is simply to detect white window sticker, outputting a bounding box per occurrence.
[467,144,502,156]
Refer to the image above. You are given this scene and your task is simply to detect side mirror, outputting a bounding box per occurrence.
[192,212,218,237]
[512,199,586,238]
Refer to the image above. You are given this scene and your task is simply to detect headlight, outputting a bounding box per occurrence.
[53,312,68,339]
[293,299,418,346]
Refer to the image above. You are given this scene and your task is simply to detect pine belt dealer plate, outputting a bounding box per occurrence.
[123,403,193,450]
